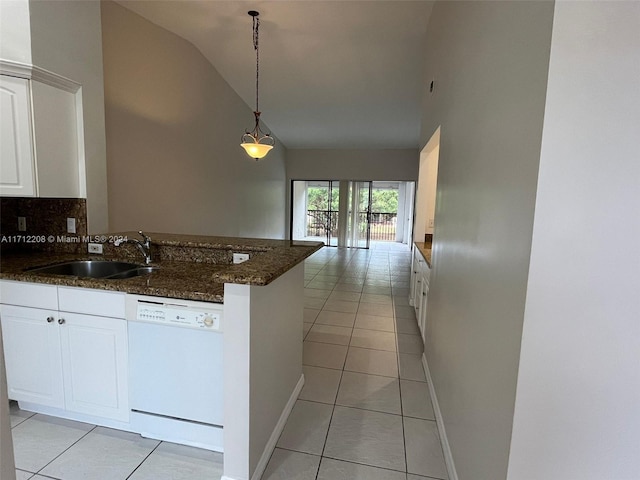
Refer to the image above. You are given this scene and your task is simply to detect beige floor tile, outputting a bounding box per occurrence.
[324,406,405,471]
[394,305,416,319]
[323,300,359,314]
[336,371,401,414]
[404,417,448,479]
[396,316,420,335]
[303,308,321,323]
[358,302,394,317]
[304,297,327,309]
[350,329,397,351]
[354,314,395,332]
[401,380,436,420]
[41,427,160,480]
[262,449,320,480]
[9,402,35,428]
[397,333,424,354]
[344,347,398,378]
[15,470,33,480]
[398,353,426,382]
[328,291,362,302]
[304,288,332,299]
[300,366,343,404]
[303,341,348,369]
[303,322,313,339]
[306,324,353,346]
[362,286,393,295]
[317,457,405,480]
[315,311,356,328]
[276,400,333,455]
[360,293,393,305]
[12,414,94,472]
[128,442,223,480]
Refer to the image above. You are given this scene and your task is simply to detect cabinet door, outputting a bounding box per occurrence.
[0,305,64,407]
[59,312,129,422]
[0,76,36,197]
[419,278,429,343]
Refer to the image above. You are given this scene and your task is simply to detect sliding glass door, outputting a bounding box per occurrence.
[291,180,372,248]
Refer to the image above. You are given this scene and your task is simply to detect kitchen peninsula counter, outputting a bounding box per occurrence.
[0,232,323,303]
[414,241,432,267]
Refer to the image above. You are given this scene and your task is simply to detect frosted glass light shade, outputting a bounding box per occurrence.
[241,142,273,160]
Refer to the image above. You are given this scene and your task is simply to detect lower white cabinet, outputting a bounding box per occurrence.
[409,246,431,341]
[0,284,129,422]
[59,312,128,421]
[0,305,64,408]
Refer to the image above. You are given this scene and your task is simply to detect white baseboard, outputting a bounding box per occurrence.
[422,353,459,480]
[250,373,305,480]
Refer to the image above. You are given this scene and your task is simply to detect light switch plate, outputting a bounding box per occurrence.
[18,217,26,231]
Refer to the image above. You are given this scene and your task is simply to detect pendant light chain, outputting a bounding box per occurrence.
[254,14,260,113]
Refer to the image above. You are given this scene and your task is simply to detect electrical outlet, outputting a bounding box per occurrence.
[18,217,26,231]
[67,217,76,234]
[233,253,250,264]
[88,243,103,254]
[428,218,434,228]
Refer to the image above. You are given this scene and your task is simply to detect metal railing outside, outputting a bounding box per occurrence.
[306,210,397,241]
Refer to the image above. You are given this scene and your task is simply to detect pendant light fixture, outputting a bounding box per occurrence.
[240,10,274,160]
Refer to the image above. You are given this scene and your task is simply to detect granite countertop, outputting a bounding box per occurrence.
[0,233,323,303]
[414,241,432,267]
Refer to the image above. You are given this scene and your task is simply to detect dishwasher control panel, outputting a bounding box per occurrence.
[136,302,222,331]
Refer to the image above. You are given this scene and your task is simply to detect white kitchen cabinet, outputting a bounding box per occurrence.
[0,75,36,196]
[418,273,429,343]
[0,305,64,408]
[59,312,128,421]
[409,245,431,340]
[0,282,129,422]
[0,74,82,198]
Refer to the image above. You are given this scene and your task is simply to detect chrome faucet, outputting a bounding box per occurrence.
[114,231,152,264]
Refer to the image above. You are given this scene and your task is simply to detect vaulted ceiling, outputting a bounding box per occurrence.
[116,1,434,149]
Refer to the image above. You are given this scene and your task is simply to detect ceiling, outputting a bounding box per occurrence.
[116,1,434,149]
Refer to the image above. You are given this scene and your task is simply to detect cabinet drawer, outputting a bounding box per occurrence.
[0,280,58,309]
[58,287,125,318]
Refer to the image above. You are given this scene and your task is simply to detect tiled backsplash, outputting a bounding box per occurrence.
[0,197,87,253]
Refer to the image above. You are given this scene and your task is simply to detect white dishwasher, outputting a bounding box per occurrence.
[126,294,224,452]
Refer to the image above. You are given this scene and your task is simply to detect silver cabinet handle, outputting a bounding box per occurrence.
[46,316,54,323]
[58,318,65,325]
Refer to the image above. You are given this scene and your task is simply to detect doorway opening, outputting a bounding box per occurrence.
[414,127,440,243]
[290,180,415,248]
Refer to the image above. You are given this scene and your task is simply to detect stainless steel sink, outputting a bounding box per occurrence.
[26,260,158,279]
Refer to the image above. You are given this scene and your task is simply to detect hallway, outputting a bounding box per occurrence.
[262,244,448,479]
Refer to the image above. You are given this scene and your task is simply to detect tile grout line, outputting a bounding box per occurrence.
[124,439,163,480]
[32,422,98,478]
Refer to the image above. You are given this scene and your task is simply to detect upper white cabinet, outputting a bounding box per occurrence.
[0,73,82,198]
[0,75,36,196]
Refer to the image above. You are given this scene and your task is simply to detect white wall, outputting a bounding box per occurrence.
[287,149,418,181]
[418,2,554,479]
[29,0,108,233]
[0,0,31,64]
[101,1,287,239]
[508,3,640,478]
